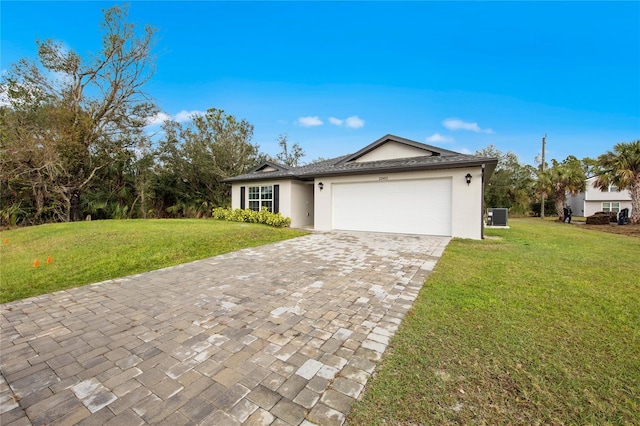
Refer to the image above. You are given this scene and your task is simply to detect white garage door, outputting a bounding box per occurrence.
[332,178,452,236]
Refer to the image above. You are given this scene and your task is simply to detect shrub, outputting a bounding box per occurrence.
[212,207,291,228]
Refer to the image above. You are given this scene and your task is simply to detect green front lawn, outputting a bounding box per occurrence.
[348,218,640,425]
[0,219,306,303]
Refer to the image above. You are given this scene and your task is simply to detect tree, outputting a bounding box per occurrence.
[308,156,329,164]
[0,5,157,222]
[538,155,586,221]
[476,145,536,214]
[154,108,262,215]
[593,140,640,224]
[1,105,52,225]
[275,133,305,167]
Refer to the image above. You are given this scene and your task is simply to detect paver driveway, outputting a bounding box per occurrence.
[1,231,450,425]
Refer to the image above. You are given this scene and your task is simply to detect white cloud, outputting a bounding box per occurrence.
[145,110,206,126]
[443,118,494,134]
[345,115,365,129]
[459,148,473,154]
[175,110,205,123]
[328,115,365,129]
[426,133,454,143]
[298,116,324,127]
[146,112,171,126]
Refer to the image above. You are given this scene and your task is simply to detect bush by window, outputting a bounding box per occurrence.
[212,207,291,228]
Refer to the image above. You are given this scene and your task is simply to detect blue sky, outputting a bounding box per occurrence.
[2,1,639,165]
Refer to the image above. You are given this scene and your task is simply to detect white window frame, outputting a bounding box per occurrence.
[602,202,620,213]
[248,185,273,212]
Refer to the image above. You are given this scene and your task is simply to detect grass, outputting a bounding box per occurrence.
[0,219,306,303]
[348,218,640,425]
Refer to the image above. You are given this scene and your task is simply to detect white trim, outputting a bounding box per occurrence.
[248,185,273,212]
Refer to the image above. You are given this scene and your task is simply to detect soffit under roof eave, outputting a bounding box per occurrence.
[222,175,312,183]
[302,159,498,178]
[224,157,499,182]
[482,160,498,182]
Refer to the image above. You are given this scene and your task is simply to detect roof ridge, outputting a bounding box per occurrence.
[223,135,498,183]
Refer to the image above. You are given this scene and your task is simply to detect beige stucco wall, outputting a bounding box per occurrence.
[231,180,291,217]
[231,166,487,238]
[290,181,314,227]
[230,180,313,228]
[313,167,485,239]
[355,141,432,162]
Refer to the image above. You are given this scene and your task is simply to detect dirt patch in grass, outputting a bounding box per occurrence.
[577,222,640,237]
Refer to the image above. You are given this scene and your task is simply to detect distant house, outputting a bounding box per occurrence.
[567,176,632,217]
[224,134,498,240]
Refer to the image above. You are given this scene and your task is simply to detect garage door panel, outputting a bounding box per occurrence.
[332,178,452,236]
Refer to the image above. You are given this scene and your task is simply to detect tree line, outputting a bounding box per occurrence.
[480,141,640,224]
[0,6,304,226]
[1,5,639,227]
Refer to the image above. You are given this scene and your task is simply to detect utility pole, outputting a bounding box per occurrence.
[540,134,546,219]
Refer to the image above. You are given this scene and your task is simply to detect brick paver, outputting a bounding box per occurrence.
[0,231,449,425]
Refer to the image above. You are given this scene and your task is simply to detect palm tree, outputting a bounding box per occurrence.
[594,140,640,224]
[539,156,586,221]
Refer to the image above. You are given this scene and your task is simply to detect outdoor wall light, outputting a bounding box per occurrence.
[465,173,472,186]
[318,182,324,191]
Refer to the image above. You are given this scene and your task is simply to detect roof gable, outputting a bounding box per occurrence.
[353,141,433,162]
[338,134,458,164]
[249,161,291,173]
[223,134,498,183]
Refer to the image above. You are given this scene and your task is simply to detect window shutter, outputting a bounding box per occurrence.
[240,187,245,209]
[274,185,280,213]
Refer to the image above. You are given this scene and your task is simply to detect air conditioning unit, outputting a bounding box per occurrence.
[487,208,508,226]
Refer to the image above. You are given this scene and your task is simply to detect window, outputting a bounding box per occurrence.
[598,184,619,193]
[602,202,620,213]
[248,185,273,212]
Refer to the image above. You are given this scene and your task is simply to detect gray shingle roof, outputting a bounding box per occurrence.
[224,134,498,183]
